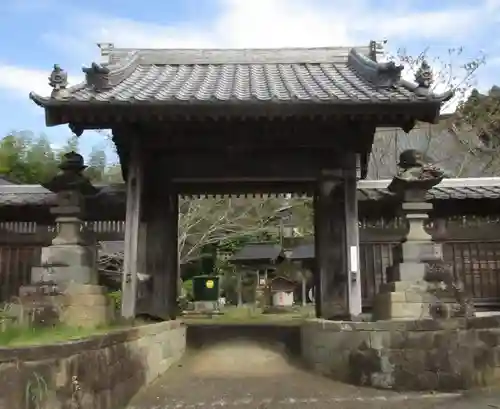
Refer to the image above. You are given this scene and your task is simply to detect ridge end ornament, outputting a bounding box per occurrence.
[48,64,70,98]
[415,60,433,89]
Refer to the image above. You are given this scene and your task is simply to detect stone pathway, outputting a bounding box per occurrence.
[126,341,498,409]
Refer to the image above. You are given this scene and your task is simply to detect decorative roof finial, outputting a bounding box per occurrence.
[369,39,387,62]
[48,64,68,96]
[97,43,114,64]
[82,62,111,91]
[415,60,433,88]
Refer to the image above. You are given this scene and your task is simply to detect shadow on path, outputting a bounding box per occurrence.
[126,340,467,409]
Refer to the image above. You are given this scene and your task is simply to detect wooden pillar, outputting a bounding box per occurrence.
[237,272,243,306]
[344,154,362,317]
[145,184,179,320]
[121,144,143,320]
[313,175,348,319]
[301,273,307,307]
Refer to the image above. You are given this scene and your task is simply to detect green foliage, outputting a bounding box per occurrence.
[107,290,122,311]
[390,45,486,112]
[85,145,108,182]
[182,279,193,300]
[457,86,500,146]
[0,131,123,184]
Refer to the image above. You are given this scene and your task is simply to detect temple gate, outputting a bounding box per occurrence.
[29,42,451,320]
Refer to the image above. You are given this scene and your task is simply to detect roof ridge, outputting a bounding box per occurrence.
[104,45,365,55]
[28,41,453,123]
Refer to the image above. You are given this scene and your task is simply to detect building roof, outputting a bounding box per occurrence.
[1,178,500,207]
[356,177,500,201]
[230,243,284,263]
[0,177,14,185]
[29,43,452,124]
[288,243,315,260]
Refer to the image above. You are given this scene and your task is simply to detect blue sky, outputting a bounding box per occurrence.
[0,0,498,163]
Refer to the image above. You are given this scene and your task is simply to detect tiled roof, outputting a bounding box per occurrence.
[356,177,500,201]
[288,243,315,260]
[29,44,452,109]
[230,243,283,262]
[1,178,500,207]
[0,177,15,185]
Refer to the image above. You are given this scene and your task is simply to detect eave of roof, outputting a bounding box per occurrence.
[28,43,453,122]
[230,243,284,262]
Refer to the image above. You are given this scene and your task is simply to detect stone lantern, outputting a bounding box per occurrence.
[373,150,474,321]
[33,151,99,283]
[20,152,113,328]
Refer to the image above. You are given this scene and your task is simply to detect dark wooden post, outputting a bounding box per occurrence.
[313,175,348,319]
[145,182,179,320]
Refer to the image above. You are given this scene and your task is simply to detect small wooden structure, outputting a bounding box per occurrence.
[230,243,284,305]
[230,243,285,270]
[269,276,296,307]
[29,42,451,320]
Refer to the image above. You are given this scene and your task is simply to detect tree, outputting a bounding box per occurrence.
[102,164,124,183]
[451,86,500,172]
[368,44,489,178]
[59,134,79,156]
[391,46,486,113]
[0,131,59,183]
[85,146,107,182]
[24,133,58,184]
[0,132,119,184]
[0,132,29,182]
[178,196,284,264]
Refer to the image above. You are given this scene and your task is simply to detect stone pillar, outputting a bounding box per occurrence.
[21,152,112,328]
[373,149,474,321]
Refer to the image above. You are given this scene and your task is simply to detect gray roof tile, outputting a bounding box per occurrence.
[230,243,283,262]
[288,243,314,260]
[357,178,500,201]
[30,45,452,108]
[1,178,500,207]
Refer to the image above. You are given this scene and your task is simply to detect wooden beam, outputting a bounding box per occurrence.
[120,141,143,319]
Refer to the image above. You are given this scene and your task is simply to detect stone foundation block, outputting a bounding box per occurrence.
[41,244,96,268]
[31,266,97,285]
[373,291,433,320]
[15,284,113,328]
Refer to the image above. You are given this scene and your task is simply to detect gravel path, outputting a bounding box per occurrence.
[126,341,499,409]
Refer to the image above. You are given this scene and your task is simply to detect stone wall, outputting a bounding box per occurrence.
[301,316,500,391]
[0,320,186,409]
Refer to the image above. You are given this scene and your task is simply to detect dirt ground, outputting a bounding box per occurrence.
[124,340,500,409]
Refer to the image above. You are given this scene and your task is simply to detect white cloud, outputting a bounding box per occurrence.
[0,64,50,96]
[46,0,493,56]
[1,0,497,104]
[0,63,84,102]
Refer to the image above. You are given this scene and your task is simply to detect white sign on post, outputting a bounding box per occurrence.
[349,245,359,272]
[308,287,315,302]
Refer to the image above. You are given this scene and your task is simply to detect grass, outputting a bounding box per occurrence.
[182,305,315,325]
[0,323,123,347]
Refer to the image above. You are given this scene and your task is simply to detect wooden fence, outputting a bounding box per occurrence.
[0,218,499,306]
